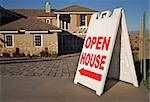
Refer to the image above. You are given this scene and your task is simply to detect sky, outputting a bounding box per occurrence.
[1,0,149,32]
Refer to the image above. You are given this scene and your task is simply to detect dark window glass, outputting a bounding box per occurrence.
[35,35,41,46]
[6,35,13,46]
[80,14,86,26]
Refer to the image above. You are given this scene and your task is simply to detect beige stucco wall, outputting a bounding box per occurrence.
[63,14,87,35]
[52,18,57,27]
[0,32,58,56]
[43,32,58,54]
[37,17,57,27]
[69,14,79,32]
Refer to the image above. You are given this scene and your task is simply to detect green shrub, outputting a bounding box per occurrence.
[50,51,57,57]
[144,73,150,90]
[13,52,25,57]
[40,47,49,57]
[32,54,39,57]
[133,51,138,62]
[20,53,25,57]
[2,52,11,58]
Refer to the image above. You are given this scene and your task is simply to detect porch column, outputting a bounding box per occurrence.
[64,21,66,30]
[57,14,60,28]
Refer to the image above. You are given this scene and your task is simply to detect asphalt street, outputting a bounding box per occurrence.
[0,54,149,102]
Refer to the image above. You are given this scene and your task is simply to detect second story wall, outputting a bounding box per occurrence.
[37,17,57,27]
[70,14,91,33]
[54,5,98,35]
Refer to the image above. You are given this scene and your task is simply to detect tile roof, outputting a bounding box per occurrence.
[0,6,25,18]
[55,5,98,12]
[11,9,56,17]
[0,18,60,31]
[0,6,26,26]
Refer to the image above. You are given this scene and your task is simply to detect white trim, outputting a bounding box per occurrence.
[85,15,88,27]
[54,12,97,14]
[49,30,62,32]
[26,31,48,33]
[57,14,60,28]
[0,30,61,34]
[64,21,66,30]
[36,17,56,19]
[0,31,18,33]
[5,34,14,48]
[19,29,26,32]
[34,34,43,48]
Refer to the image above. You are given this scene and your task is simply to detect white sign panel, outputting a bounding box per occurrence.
[74,8,138,96]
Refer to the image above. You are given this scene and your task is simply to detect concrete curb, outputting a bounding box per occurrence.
[0,53,80,64]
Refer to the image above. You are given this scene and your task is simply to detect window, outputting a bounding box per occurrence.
[80,14,86,26]
[46,19,50,24]
[34,35,42,47]
[5,35,13,47]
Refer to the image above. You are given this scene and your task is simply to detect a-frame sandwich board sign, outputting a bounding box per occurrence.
[74,8,139,96]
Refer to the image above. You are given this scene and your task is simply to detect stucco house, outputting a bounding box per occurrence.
[0,2,98,56]
[0,4,61,57]
[0,17,61,57]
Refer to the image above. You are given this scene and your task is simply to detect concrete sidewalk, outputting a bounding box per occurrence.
[1,76,149,102]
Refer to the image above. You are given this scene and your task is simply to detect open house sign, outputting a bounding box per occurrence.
[79,36,111,81]
[74,8,138,96]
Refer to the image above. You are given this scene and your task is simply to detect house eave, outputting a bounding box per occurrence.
[0,31,18,34]
[0,30,62,34]
[49,30,62,32]
[54,11,98,14]
[36,16,56,19]
[26,31,48,33]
